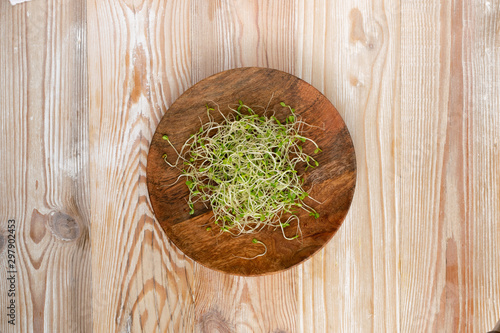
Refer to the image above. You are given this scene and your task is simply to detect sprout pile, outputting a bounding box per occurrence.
[162,100,322,243]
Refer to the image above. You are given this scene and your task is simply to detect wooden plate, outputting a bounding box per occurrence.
[147,67,356,276]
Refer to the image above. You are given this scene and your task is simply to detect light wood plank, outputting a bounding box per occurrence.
[194,270,297,332]
[460,0,500,330]
[191,1,298,332]
[400,1,449,329]
[87,0,194,332]
[400,0,500,331]
[295,0,400,331]
[0,0,91,332]
[191,0,295,83]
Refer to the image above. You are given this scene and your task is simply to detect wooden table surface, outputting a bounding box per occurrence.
[1,0,499,332]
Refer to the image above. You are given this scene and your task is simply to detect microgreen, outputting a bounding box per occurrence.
[162,100,322,243]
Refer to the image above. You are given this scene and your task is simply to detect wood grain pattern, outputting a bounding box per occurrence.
[465,1,500,329]
[401,0,500,331]
[0,0,91,332]
[147,67,356,275]
[87,0,194,332]
[191,0,296,83]
[295,0,401,331]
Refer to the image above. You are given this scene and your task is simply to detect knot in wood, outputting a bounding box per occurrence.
[48,211,80,241]
[198,309,234,333]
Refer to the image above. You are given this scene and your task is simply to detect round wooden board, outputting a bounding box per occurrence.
[147,67,356,276]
